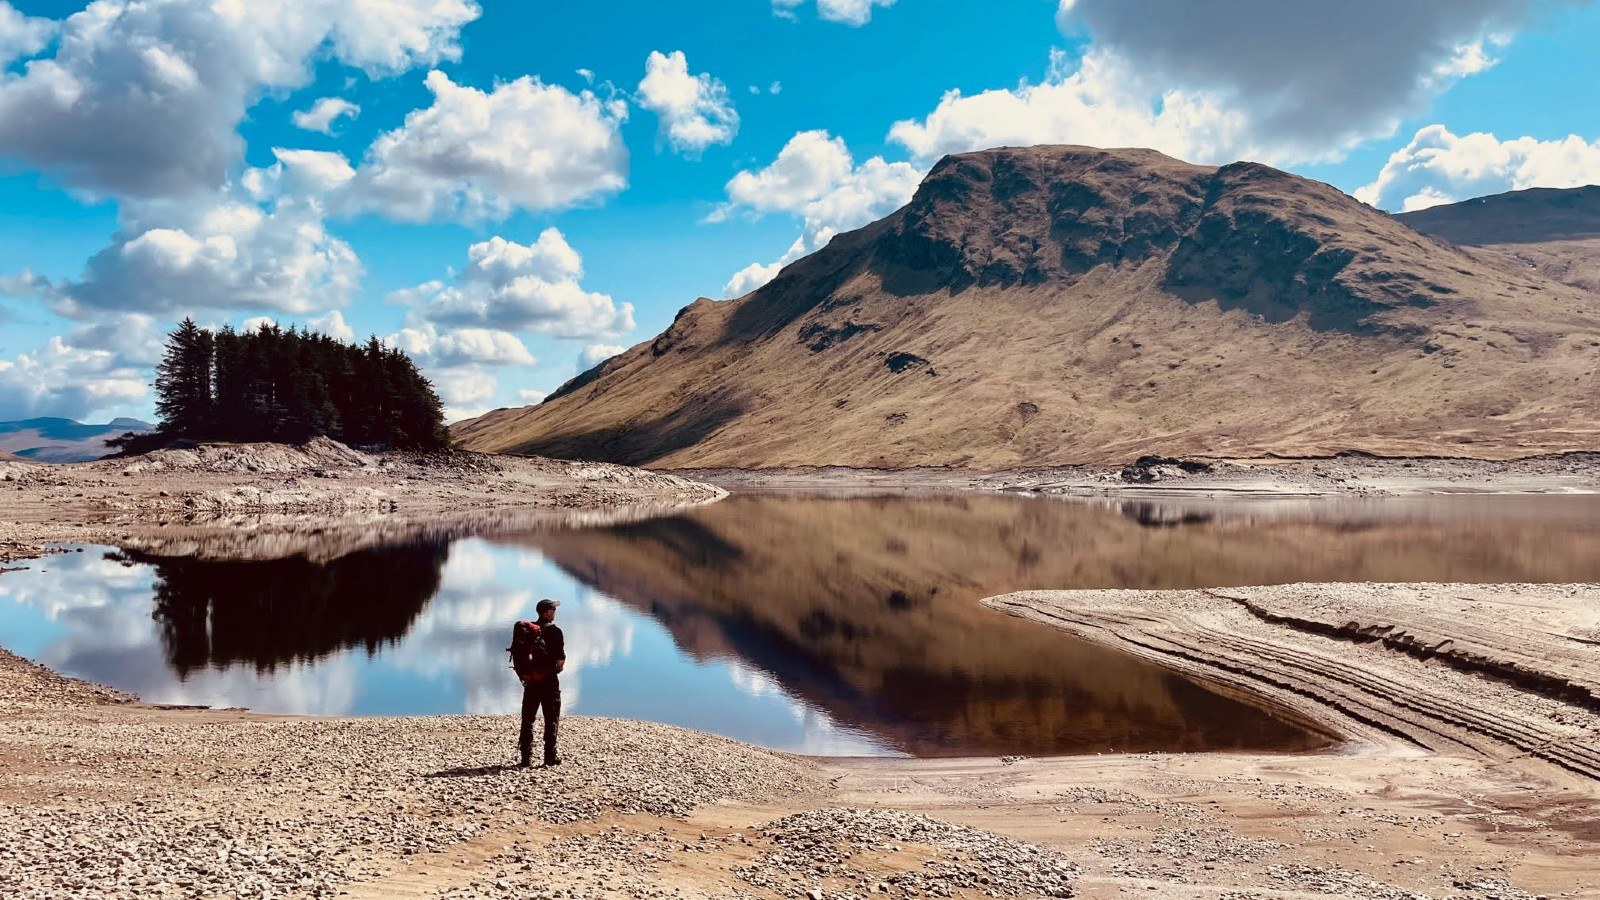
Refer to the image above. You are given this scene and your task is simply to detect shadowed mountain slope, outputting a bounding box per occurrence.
[457,146,1600,467]
[1397,185,1600,294]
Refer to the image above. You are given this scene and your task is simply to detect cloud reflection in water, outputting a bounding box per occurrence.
[0,538,888,754]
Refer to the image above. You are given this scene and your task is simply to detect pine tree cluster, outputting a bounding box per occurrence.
[119,318,450,452]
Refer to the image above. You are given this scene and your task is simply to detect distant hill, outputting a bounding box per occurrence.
[455,145,1600,468]
[0,417,154,463]
[1397,185,1600,294]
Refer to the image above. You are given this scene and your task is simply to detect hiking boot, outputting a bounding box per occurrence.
[543,757,561,767]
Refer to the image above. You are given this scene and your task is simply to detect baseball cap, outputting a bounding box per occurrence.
[536,598,561,613]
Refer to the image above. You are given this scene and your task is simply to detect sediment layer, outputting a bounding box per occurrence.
[987,582,1600,784]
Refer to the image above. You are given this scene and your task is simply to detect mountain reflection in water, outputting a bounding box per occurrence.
[518,492,1600,755]
[4,492,1599,756]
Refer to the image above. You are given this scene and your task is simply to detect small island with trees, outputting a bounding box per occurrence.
[110,318,449,455]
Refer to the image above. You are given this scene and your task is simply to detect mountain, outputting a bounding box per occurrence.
[455,145,1600,467]
[1397,185,1600,294]
[0,417,155,463]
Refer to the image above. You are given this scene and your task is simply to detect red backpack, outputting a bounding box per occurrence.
[508,620,552,682]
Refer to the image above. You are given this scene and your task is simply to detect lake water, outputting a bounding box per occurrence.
[4,492,1599,757]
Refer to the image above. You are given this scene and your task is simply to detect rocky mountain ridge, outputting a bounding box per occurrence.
[1397,185,1600,294]
[457,145,1600,467]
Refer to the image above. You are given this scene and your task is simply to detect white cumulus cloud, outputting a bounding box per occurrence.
[308,309,356,342]
[0,332,151,421]
[1357,125,1600,211]
[52,176,361,318]
[392,322,537,368]
[0,0,479,198]
[722,261,783,298]
[580,343,626,368]
[390,231,632,418]
[389,322,539,422]
[292,96,361,134]
[720,129,854,214]
[636,50,738,155]
[349,70,629,222]
[772,0,896,26]
[889,49,1254,166]
[0,1,54,66]
[267,148,358,194]
[429,367,497,422]
[715,130,922,296]
[394,230,633,339]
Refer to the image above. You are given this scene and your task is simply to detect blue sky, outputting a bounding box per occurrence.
[1,0,1598,424]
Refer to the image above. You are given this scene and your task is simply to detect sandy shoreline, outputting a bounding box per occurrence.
[5,453,1600,897]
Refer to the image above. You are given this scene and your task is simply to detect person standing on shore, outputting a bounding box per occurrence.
[510,599,566,767]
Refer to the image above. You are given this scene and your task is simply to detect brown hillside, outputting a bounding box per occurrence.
[1397,185,1600,294]
[456,146,1600,467]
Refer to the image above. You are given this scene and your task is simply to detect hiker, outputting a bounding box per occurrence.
[509,598,566,767]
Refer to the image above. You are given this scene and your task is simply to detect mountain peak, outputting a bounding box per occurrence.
[455,145,1600,468]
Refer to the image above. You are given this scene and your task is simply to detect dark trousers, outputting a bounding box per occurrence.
[519,678,560,763]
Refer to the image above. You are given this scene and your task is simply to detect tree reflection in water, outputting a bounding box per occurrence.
[113,543,450,677]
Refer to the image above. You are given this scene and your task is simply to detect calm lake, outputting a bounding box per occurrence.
[4,492,1599,757]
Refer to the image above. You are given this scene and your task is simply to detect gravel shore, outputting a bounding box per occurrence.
[0,647,1102,900]
[0,438,725,565]
[0,646,819,899]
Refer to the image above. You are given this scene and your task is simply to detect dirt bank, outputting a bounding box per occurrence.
[0,438,725,564]
[685,451,1600,497]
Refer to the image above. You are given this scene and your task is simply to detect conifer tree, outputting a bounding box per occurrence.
[153,317,214,437]
[139,318,449,452]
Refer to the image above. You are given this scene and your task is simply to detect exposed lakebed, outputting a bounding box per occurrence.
[4,492,1599,757]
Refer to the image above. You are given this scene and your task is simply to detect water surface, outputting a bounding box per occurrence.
[4,492,1598,757]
